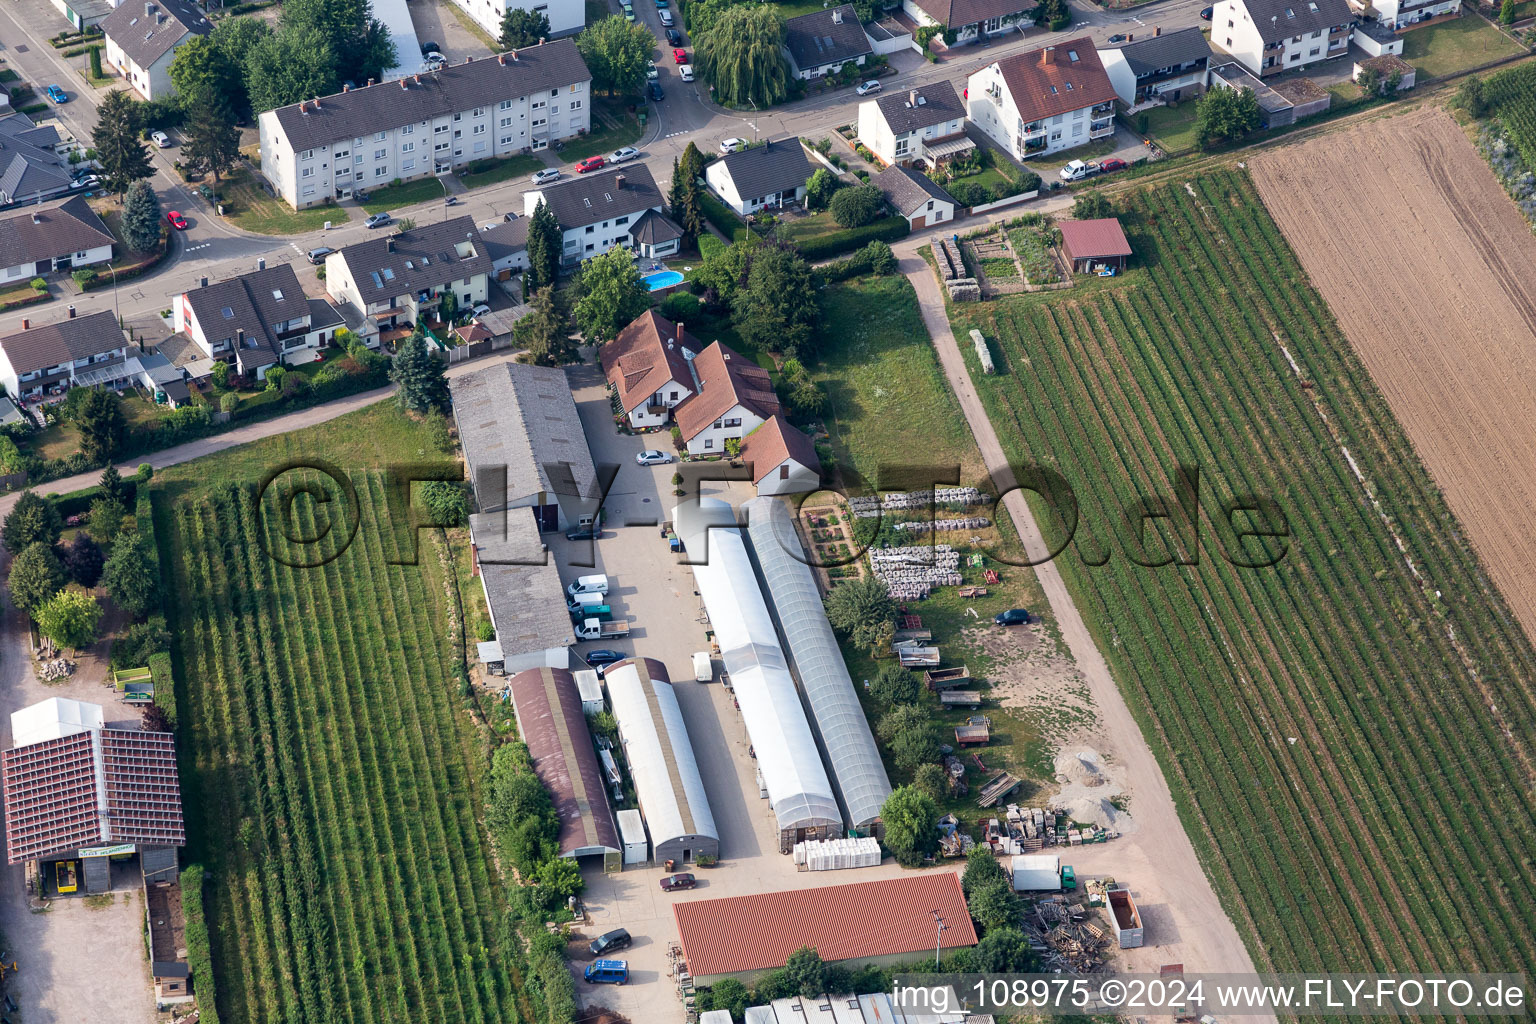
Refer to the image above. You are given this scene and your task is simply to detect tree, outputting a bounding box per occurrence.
[281,0,396,86]
[695,5,789,108]
[245,26,336,114]
[863,238,897,274]
[182,99,241,186]
[500,7,551,48]
[783,946,829,999]
[1453,75,1488,118]
[111,619,171,666]
[577,16,655,96]
[8,542,67,615]
[533,856,584,899]
[1356,65,1382,97]
[880,785,939,864]
[913,761,949,801]
[677,176,705,246]
[877,703,927,744]
[1500,0,1516,23]
[973,926,1034,972]
[829,183,884,227]
[733,244,820,359]
[805,166,841,211]
[891,720,940,773]
[389,334,450,413]
[701,978,750,1019]
[869,663,921,707]
[522,286,576,365]
[35,588,103,650]
[168,33,243,114]
[208,17,272,115]
[573,245,649,344]
[103,533,160,619]
[1194,86,1261,148]
[825,574,895,654]
[962,843,1008,896]
[4,491,63,554]
[1072,190,1113,220]
[967,875,1021,931]
[62,533,106,588]
[1031,0,1071,29]
[77,390,127,463]
[121,180,162,254]
[88,494,129,547]
[93,90,152,194]
[99,464,128,505]
[525,200,562,294]
[420,480,468,526]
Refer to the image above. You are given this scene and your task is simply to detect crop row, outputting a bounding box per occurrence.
[1483,64,1536,170]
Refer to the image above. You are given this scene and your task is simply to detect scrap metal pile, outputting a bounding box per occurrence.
[1030,898,1111,973]
[868,545,962,600]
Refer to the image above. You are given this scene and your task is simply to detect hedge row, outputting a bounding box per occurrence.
[793,214,909,260]
[79,233,170,291]
[0,290,50,313]
[179,863,220,1024]
[61,42,104,57]
[698,190,745,241]
[148,651,175,726]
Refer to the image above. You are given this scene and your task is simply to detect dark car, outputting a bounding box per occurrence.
[1099,158,1128,173]
[659,873,696,892]
[994,608,1031,626]
[585,649,627,668]
[588,928,632,957]
[1199,4,1213,16]
[648,80,665,102]
[666,27,683,46]
[1107,32,1126,42]
[420,40,440,55]
[565,525,600,541]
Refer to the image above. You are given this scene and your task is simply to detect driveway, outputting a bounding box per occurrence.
[411,0,494,64]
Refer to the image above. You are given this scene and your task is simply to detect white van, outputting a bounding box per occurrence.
[567,574,610,597]
[692,652,712,682]
[569,590,606,609]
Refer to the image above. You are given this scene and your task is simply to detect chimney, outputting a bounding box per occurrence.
[387,237,396,252]
[908,89,917,106]
[21,318,29,330]
[30,212,40,224]
[400,77,408,89]
[832,6,842,21]
[1043,46,1056,65]
[200,275,208,287]
[367,78,375,87]
[1154,24,1161,35]
[539,36,546,44]
[258,257,266,270]
[300,101,309,115]
[511,49,519,60]
[498,53,507,65]
[615,173,627,189]
[68,305,76,319]
[343,82,350,91]
[676,322,684,341]
[414,74,422,84]
[144,1,153,15]
[313,96,321,109]
[237,328,245,347]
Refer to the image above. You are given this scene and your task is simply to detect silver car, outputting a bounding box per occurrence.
[609,146,640,164]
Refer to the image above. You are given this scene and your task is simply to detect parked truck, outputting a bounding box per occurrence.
[1108,885,1145,948]
[575,617,630,641]
[1010,853,1075,892]
[1059,159,1103,182]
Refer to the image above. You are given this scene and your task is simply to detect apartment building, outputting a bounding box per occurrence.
[967,38,1117,160]
[1212,0,1353,77]
[258,41,591,210]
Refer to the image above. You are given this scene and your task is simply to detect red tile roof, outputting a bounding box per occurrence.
[1058,217,1132,260]
[600,311,698,414]
[673,341,780,442]
[673,872,976,977]
[739,414,818,484]
[996,37,1117,123]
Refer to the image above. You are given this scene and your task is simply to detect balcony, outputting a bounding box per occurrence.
[1019,135,1049,153]
[1021,122,1047,138]
[1091,102,1115,116]
[1089,123,1115,140]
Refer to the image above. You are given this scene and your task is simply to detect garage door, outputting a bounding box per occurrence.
[535,503,559,532]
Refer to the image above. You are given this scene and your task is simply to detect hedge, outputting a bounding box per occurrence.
[792,214,909,260]
[0,289,50,313]
[179,864,220,1024]
[51,478,139,521]
[698,190,745,241]
[148,651,175,726]
[61,43,103,57]
[81,232,170,290]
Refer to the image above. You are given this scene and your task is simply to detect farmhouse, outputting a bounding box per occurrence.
[175,262,346,380]
[967,40,1117,160]
[1211,0,1353,78]
[704,138,813,217]
[673,873,976,984]
[101,0,212,102]
[674,341,781,456]
[324,216,491,338]
[1353,53,1416,90]
[856,81,973,168]
[782,5,873,80]
[738,415,820,496]
[901,0,1033,45]
[601,311,699,430]
[524,163,681,264]
[871,164,957,229]
[1058,217,1132,273]
[0,194,113,284]
[1098,26,1211,106]
[0,113,75,206]
[0,308,128,399]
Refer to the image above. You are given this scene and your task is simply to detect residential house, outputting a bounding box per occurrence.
[258,41,591,210]
[0,194,112,285]
[628,209,684,261]
[704,138,813,217]
[782,5,873,80]
[523,163,682,265]
[1098,26,1211,106]
[1212,0,1353,77]
[1349,0,1458,29]
[101,0,212,102]
[0,308,127,399]
[739,414,819,496]
[601,312,697,430]
[675,341,780,456]
[901,0,1033,45]
[325,216,492,340]
[856,81,973,168]
[0,114,75,207]
[448,0,586,46]
[870,164,956,228]
[175,262,346,380]
[968,39,1118,159]
[481,217,530,278]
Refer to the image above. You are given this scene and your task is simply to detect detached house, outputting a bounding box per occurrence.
[871,165,957,228]
[1098,27,1211,106]
[782,5,873,80]
[325,216,492,338]
[739,414,820,496]
[856,81,972,168]
[0,195,113,284]
[704,138,813,217]
[175,262,346,380]
[675,342,780,456]
[0,308,127,399]
[1212,0,1353,77]
[0,114,75,207]
[524,163,682,264]
[967,39,1117,160]
[101,0,211,103]
[902,0,1033,45]
[601,312,698,430]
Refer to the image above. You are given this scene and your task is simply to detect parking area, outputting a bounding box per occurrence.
[410,0,496,65]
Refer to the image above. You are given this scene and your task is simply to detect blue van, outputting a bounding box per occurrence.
[584,960,629,985]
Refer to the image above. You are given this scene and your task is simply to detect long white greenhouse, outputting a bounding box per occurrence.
[674,499,843,852]
[745,497,892,831]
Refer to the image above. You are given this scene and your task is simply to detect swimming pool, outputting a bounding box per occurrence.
[643,270,684,291]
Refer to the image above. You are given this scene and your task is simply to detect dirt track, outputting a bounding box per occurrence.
[1250,105,1536,642]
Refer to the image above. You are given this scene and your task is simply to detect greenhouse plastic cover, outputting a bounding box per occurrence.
[674,499,841,834]
[745,497,892,828]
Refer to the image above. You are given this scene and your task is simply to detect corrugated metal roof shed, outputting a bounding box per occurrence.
[505,667,619,857]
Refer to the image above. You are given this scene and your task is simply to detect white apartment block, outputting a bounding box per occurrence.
[1212,0,1354,77]
[449,0,586,43]
[967,39,1117,161]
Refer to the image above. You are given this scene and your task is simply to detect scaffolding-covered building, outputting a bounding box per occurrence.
[675,499,842,852]
[603,657,720,865]
[745,497,891,833]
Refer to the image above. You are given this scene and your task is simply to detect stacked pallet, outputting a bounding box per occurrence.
[868,544,963,599]
[892,516,992,532]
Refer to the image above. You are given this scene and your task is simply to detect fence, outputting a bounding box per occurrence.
[969,189,1040,215]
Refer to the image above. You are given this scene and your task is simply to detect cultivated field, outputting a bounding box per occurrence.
[1251,105,1536,642]
[950,169,1536,981]
[162,469,517,1024]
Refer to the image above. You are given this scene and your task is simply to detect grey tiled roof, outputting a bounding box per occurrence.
[871,164,955,215]
[530,162,664,231]
[1104,27,1211,77]
[1234,0,1353,42]
[872,80,966,135]
[333,216,492,303]
[710,139,812,203]
[784,5,872,71]
[0,116,72,204]
[101,0,210,73]
[470,510,575,658]
[0,309,123,376]
[183,263,309,358]
[630,208,682,245]
[0,194,113,270]
[270,40,590,153]
[481,217,529,262]
[907,0,1032,29]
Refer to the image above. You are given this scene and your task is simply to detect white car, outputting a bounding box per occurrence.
[150,130,172,148]
[531,167,562,184]
[659,8,674,24]
[647,61,659,80]
[720,137,747,154]
[679,64,694,82]
[609,146,640,164]
[470,303,492,318]
[635,450,675,466]
[855,80,882,96]
[424,51,448,67]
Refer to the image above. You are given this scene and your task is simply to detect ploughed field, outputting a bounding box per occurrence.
[950,168,1536,983]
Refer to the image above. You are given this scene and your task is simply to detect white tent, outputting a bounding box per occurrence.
[10,696,104,748]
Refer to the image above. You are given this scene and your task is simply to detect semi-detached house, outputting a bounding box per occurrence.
[1212,0,1353,77]
[324,216,492,337]
[967,38,1117,160]
[0,308,127,400]
[258,41,591,211]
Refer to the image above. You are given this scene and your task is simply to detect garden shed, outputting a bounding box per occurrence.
[1058,218,1132,274]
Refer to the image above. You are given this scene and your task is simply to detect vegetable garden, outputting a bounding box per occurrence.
[164,470,518,1024]
[952,169,1536,981]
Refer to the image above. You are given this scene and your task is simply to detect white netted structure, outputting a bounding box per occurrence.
[744,497,891,831]
[674,499,842,852]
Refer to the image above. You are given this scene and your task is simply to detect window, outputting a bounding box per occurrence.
[1308,46,1320,55]
[435,123,449,133]
[473,140,486,153]
[402,142,415,153]
[500,116,513,127]
[375,131,388,141]
[724,416,742,428]
[704,438,714,449]
[1072,122,1083,137]
[453,112,463,121]
[615,215,629,225]
[500,136,513,146]
[499,99,513,110]
[669,391,678,400]
[779,464,789,480]
[375,166,388,177]
[473,107,483,116]
[570,99,582,110]
[532,118,546,129]
[927,200,934,210]
[570,83,581,92]
[401,125,414,136]
[334,149,349,159]
[454,130,462,139]
[1311,28,1321,36]
[301,148,314,160]
[355,154,364,165]
[301,166,314,178]
[585,225,595,233]
[472,124,486,135]
[436,141,450,151]
[403,158,416,171]
[374,148,387,160]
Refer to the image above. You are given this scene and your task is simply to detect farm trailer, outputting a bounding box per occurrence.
[1108,886,1145,948]
[925,665,972,690]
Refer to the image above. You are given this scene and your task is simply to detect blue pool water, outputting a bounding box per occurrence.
[643,270,685,291]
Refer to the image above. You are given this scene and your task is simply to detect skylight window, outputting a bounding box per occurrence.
[405,260,414,269]
[370,271,383,287]
[221,307,235,319]
[1067,49,1079,61]
[381,267,395,281]
[1049,85,1058,94]
[272,289,284,301]
[1065,81,1074,90]
[1285,7,1295,14]
[420,255,431,265]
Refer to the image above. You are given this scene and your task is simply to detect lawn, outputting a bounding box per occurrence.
[360,177,450,214]
[1020,137,1118,174]
[949,168,1536,983]
[458,152,546,189]
[221,168,340,235]
[31,395,172,461]
[1400,12,1525,78]
[558,96,643,161]
[1132,101,1200,155]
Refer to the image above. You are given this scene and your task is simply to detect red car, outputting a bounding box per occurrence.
[575,155,606,174]
[659,873,696,892]
[166,210,188,230]
[673,47,687,63]
[1099,158,1127,174]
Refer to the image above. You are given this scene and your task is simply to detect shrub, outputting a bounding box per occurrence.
[72,268,98,289]
[829,183,884,227]
[659,290,701,322]
[29,277,46,291]
[698,189,745,240]
[794,214,909,260]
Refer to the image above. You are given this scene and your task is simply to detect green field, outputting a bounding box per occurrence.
[1400,13,1525,78]
[159,409,517,1024]
[949,169,1536,978]
[1483,62,1536,166]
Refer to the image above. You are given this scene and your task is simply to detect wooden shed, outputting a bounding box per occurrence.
[1058,218,1132,274]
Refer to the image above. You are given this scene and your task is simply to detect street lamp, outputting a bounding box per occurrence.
[931,910,947,969]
